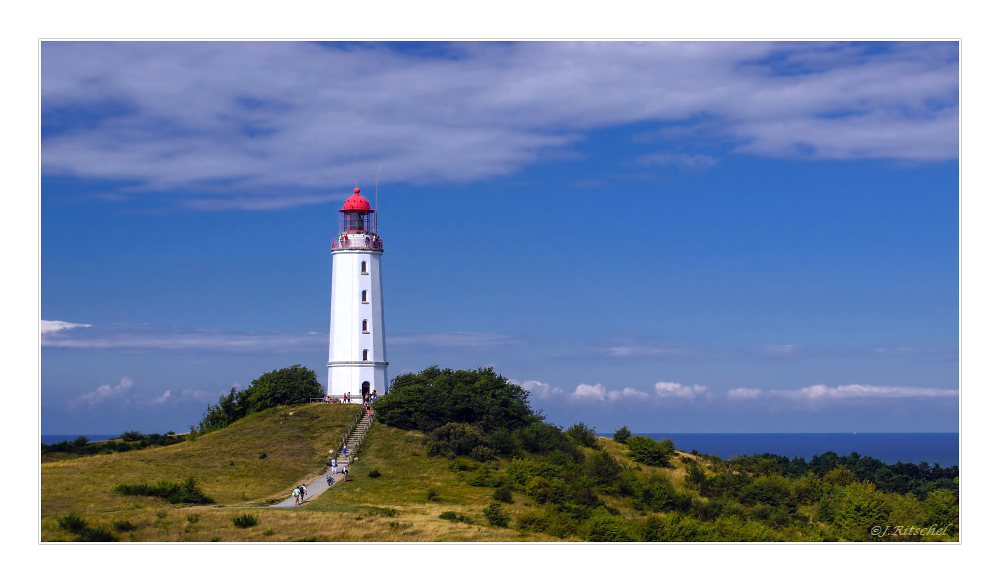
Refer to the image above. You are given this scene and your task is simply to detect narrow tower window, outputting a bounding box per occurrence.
[361,261,367,274]
[362,319,369,332]
[363,349,369,361]
[361,290,368,302]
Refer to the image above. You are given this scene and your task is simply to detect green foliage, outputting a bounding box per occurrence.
[368,468,382,478]
[57,513,88,534]
[483,500,509,527]
[232,513,258,528]
[624,435,675,467]
[566,422,599,448]
[113,476,214,504]
[825,465,857,486]
[195,365,324,433]
[835,481,889,539]
[741,475,796,512]
[258,452,267,459]
[439,511,473,524]
[612,425,632,444]
[425,423,492,459]
[923,489,958,530]
[585,512,638,542]
[492,485,514,504]
[42,432,186,458]
[112,519,137,532]
[427,488,440,502]
[684,462,707,492]
[56,513,119,542]
[373,366,536,434]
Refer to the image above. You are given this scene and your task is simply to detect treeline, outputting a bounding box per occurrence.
[375,366,959,542]
[193,364,324,434]
[700,451,958,500]
[41,432,185,458]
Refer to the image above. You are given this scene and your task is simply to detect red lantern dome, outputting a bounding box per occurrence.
[342,187,371,211]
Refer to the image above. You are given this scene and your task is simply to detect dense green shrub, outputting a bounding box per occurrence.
[195,365,323,433]
[112,520,137,532]
[56,513,119,542]
[483,501,509,527]
[368,469,382,478]
[923,489,959,530]
[585,512,637,542]
[439,511,472,523]
[57,513,88,534]
[566,422,599,448]
[625,435,675,467]
[232,514,258,528]
[835,481,889,539]
[113,477,214,504]
[425,423,491,459]
[612,426,632,444]
[373,366,535,434]
[492,485,514,504]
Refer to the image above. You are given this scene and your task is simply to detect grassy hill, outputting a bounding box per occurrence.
[41,402,695,542]
[41,400,958,542]
[42,403,357,540]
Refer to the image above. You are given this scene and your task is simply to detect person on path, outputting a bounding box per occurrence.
[293,487,300,506]
[300,484,307,501]
[343,443,348,456]
[327,473,334,486]
[343,466,349,481]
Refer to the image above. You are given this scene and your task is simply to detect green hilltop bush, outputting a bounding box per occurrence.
[373,366,535,434]
[565,422,600,449]
[612,425,632,444]
[195,364,324,433]
[624,435,676,467]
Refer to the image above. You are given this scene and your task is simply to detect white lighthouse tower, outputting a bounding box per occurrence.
[327,187,387,401]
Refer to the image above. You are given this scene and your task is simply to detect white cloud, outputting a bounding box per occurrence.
[40,320,91,334]
[515,380,564,399]
[181,388,211,401]
[608,387,650,401]
[388,332,517,350]
[779,384,958,400]
[637,152,717,169]
[41,42,957,209]
[150,390,171,405]
[572,383,609,400]
[762,344,797,355]
[655,381,708,399]
[728,387,763,399]
[599,345,695,358]
[41,323,326,353]
[72,377,134,408]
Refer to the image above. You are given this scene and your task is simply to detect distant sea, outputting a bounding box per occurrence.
[598,433,959,468]
[42,434,117,445]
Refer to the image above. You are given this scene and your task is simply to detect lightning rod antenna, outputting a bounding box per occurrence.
[374,164,380,235]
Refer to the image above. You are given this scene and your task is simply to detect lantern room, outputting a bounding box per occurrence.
[339,188,374,233]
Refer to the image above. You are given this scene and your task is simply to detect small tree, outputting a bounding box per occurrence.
[566,422,599,448]
[625,435,675,467]
[612,426,632,444]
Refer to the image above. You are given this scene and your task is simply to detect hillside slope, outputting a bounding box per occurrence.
[42,404,357,529]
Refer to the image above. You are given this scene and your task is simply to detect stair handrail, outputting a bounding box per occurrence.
[339,405,365,451]
[344,411,375,460]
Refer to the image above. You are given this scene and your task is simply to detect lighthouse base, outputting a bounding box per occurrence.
[326,361,388,401]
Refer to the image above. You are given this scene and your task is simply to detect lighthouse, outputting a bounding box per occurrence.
[327,187,387,401]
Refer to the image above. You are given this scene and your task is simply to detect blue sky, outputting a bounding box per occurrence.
[40,41,958,434]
